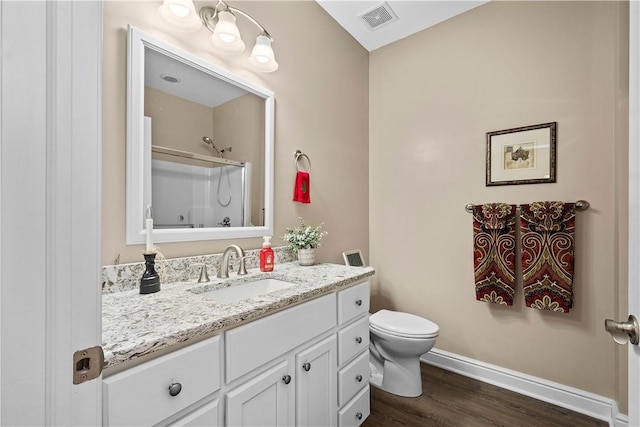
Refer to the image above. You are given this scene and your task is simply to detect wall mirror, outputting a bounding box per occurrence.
[126,26,274,245]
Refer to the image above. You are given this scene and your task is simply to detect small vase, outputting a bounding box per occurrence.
[297,248,315,266]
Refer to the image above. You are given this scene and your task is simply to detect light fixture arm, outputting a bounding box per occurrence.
[199,1,273,41]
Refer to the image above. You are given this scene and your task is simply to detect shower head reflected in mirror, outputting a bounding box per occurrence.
[202,136,232,158]
[202,136,221,156]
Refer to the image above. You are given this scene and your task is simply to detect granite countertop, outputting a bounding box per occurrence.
[102,262,375,371]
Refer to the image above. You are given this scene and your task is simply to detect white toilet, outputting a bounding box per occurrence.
[369,309,439,397]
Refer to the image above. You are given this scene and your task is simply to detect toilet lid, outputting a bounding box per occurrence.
[370,309,439,338]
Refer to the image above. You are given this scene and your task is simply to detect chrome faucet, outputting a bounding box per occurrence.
[217,244,249,279]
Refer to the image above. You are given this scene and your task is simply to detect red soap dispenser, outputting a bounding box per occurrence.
[260,236,275,272]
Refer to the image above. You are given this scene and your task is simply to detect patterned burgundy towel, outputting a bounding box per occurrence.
[520,201,576,313]
[472,203,517,305]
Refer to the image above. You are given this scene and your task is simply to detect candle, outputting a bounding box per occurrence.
[145,218,154,253]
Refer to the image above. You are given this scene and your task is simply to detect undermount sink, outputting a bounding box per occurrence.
[197,278,298,304]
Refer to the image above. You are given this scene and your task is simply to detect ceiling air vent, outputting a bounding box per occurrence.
[359,2,398,31]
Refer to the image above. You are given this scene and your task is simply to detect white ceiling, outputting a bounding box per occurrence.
[145,47,247,108]
[315,0,489,52]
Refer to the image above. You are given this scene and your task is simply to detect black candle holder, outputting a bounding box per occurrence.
[140,252,160,294]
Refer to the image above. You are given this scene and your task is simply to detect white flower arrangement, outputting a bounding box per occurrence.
[282,217,328,254]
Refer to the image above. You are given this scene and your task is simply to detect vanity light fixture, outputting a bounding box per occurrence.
[157,0,202,32]
[158,0,279,72]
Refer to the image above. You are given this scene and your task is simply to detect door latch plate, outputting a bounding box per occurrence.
[73,346,104,384]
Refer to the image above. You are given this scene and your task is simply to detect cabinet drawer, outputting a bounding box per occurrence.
[103,336,221,426]
[226,294,336,383]
[337,282,370,326]
[337,316,369,366]
[338,351,370,408]
[338,385,370,427]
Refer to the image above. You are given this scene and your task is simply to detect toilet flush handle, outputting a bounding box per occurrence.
[355,299,362,306]
[355,336,363,344]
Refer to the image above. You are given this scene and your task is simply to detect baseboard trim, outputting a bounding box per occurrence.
[421,348,628,427]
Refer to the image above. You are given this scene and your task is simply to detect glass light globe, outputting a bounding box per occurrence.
[158,0,202,33]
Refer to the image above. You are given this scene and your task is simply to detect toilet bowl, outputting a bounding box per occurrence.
[369,309,439,397]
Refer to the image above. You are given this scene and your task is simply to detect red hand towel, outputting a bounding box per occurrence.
[520,201,576,313]
[293,171,310,204]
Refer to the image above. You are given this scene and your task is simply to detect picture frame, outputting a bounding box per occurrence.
[486,122,557,186]
[342,249,365,267]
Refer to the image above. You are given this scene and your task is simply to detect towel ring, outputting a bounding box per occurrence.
[294,150,311,173]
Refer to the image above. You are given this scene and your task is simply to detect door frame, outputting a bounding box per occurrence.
[628,1,639,425]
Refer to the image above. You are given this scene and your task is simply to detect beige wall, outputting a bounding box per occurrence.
[102,1,369,265]
[369,1,628,411]
[145,87,214,154]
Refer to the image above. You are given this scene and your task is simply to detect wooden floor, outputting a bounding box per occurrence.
[362,363,607,427]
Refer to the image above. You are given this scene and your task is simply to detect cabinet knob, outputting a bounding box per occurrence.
[355,299,362,306]
[302,362,311,372]
[282,375,291,385]
[356,374,363,382]
[168,382,182,397]
[356,412,363,420]
[355,336,363,344]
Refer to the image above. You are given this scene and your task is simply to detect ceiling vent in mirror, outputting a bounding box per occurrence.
[359,2,398,31]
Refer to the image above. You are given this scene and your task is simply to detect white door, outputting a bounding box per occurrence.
[0,1,102,425]
[629,3,640,426]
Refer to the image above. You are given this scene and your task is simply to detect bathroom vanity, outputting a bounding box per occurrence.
[102,262,374,426]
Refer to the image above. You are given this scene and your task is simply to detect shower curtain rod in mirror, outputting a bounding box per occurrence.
[152,145,244,167]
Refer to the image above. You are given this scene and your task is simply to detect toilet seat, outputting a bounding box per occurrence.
[370,309,439,338]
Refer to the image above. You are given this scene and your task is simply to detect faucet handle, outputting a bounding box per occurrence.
[237,256,250,276]
[191,263,210,283]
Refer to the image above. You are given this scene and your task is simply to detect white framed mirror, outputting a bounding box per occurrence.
[126,26,274,245]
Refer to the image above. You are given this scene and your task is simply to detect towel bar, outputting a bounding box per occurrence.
[465,200,590,213]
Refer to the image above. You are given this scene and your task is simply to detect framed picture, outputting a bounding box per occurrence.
[486,122,557,186]
[342,249,365,267]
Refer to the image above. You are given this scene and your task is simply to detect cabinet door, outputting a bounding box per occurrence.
[170,399,219,426]
[296,336,337,427]
[226,361,293,427]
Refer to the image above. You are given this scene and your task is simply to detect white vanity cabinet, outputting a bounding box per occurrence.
[336,281,371,426]
[102,279,373,427]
